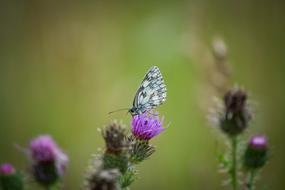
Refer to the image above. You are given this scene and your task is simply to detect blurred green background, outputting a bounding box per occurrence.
[0,1,284,189]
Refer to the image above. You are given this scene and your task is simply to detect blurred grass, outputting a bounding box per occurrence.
[0,1,285,189]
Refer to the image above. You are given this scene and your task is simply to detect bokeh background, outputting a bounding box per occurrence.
[1,1,285,189]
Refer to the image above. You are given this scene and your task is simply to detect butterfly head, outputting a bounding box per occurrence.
[128,107,140,116]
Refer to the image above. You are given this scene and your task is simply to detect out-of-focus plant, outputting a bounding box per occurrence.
[24,135,69,190]
[209,39,270,190]
[0,163,23,190]
[211,87,269,190]
[243,135,269,190]
[85,112,167,190]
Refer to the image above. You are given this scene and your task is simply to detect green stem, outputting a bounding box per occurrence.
[247,170,256,190]
[231,136,238,190]
[45,185,53,190]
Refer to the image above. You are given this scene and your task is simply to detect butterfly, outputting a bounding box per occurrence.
[128,66,167,116]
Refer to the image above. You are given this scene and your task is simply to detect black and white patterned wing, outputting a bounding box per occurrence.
[133,66,167,113]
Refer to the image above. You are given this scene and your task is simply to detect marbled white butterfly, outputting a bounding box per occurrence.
[128,66,167,116]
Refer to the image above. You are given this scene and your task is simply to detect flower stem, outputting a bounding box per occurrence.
[247,169,256,190]
[45,185,55,190]
[231,136,238,190]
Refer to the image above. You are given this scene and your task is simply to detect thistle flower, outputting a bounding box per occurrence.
[29,135,68,187]
[0,163,23,190]
[249,136,268,150]
[0,164,15,175]
[220,88,252,136]
[102,122,129,155]
[243,135,269,169]
[131,113,165,141]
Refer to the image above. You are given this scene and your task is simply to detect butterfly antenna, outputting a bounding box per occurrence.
[108,108,129,115]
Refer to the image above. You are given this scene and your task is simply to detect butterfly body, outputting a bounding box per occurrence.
[129,66,167,116]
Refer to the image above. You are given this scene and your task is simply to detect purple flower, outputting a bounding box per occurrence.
[131,113,165,141]
[29,135,68,187]
[30,135,58,162]
[0,163,15,175]
[249,135,268,150]
[30,135,68,171]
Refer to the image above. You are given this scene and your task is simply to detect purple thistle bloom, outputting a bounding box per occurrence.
[243,135,269,169]
[0,163,15,175]
[131,113,165,141]
[30,135,69,170]
[29,135,68,187]
[30,135,58,162]
[249,135,268,150]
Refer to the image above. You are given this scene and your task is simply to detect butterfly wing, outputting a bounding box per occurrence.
[133,66,167,114]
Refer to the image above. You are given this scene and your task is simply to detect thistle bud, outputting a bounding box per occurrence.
[102,122,129,155]
[0,163,23,190]
[220,88,251,136]
[87,169,121,190]
[243,135,269,169]
[85,156,121,190]
[128,136,155,164]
